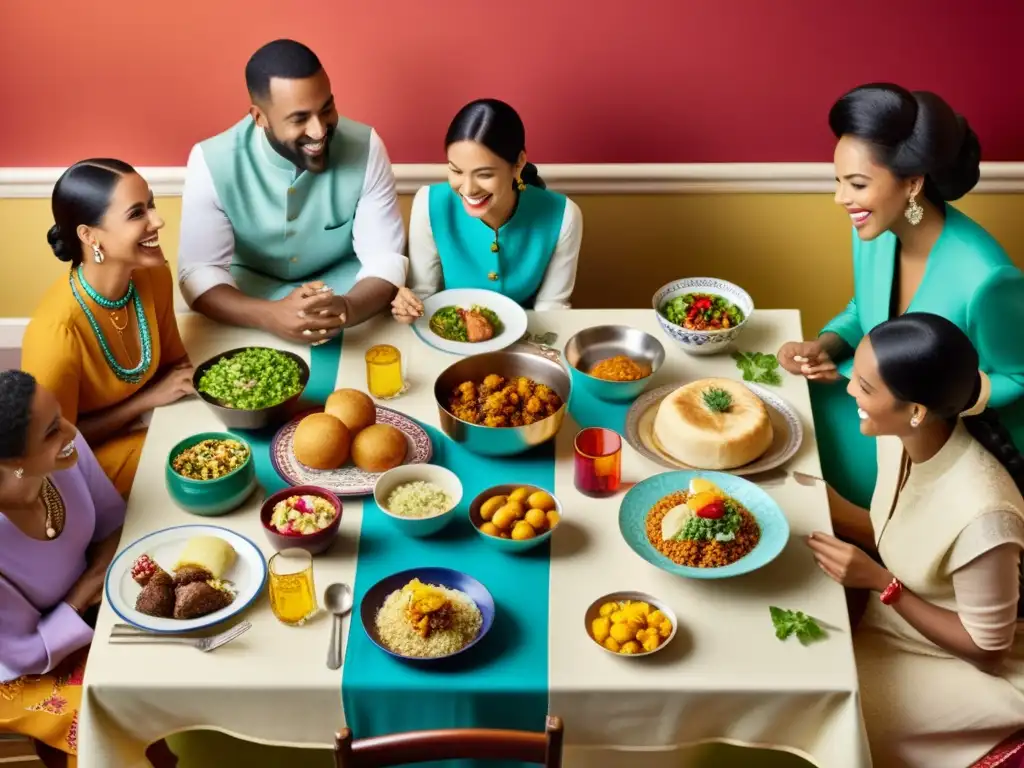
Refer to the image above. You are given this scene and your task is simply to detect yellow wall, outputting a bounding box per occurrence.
[3,193,1023,336]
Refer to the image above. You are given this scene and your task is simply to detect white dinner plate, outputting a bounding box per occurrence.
[104,524,267,633]
[413,289,529,356]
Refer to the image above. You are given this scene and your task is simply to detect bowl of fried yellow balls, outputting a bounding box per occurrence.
[468,484,562,552]
[584,592,677,657]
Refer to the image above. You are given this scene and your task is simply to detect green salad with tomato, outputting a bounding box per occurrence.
[660,292,744,331]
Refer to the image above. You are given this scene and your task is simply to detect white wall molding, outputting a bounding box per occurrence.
[0,319,27,351]
[2,162,1023,197]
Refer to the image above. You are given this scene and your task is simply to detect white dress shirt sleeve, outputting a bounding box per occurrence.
[352,130,408,288]
[533,197,583,311]
[407,185,443,299]
[177,144,238,307]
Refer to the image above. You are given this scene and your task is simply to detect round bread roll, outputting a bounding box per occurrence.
[293,412,351,470]
[325,388,376,436]
[653,378,773,470]
[351,423,407,473]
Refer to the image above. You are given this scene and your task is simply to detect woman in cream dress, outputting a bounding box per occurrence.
[807,312,1024,767]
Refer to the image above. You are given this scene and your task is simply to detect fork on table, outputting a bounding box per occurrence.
[108,620,252,652]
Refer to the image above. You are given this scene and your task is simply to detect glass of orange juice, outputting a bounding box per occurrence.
[365,344,406,399]
[268,548,318,626]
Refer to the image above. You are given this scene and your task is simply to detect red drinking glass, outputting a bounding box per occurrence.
[574,428,622,497]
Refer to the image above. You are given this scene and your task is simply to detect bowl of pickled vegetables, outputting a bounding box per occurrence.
[584,591,677,657]
[653,278,753,356]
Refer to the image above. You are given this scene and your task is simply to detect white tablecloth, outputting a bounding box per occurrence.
[78,309,870,768]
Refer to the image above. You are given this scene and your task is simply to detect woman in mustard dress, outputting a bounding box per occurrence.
[778,83,1024,509]
[21,159,193,498]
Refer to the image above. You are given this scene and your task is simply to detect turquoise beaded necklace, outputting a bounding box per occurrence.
[70,266,153,383]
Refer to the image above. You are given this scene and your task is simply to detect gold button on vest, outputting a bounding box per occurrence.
[488,271,499,281]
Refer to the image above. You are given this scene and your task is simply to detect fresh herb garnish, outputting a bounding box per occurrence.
[733,351,782,386]
[702,387,733,413]
[769,606,826,645]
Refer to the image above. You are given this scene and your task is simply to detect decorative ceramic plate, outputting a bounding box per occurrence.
[359,567,495,661]
[270,406,432,496]
[413,288,529,356]
[624,382,803,475]
[104,524,267,633]
[619,470,790,579]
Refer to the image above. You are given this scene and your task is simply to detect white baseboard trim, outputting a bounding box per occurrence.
[0,319,28,350]
[2,162,1023,197]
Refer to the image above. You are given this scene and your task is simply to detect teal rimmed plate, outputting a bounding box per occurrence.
[618,470,790,579]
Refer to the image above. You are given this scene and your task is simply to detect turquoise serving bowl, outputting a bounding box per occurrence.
[165,432,258,517]
[468,483,562,553]
[564,325,665,403]
[618,470,790,579]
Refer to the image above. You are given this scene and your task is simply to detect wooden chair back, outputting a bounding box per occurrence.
[334,715,563,768]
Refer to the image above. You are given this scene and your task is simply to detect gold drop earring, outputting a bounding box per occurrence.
[516,177,526,192]
[92,243,105,264]
[905,194,924,226]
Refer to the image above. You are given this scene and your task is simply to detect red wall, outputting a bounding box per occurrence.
[1,0,1021,166]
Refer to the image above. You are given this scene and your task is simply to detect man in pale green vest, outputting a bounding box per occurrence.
[177,39,407,343]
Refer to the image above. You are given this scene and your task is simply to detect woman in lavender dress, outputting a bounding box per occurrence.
[0,370,177,766]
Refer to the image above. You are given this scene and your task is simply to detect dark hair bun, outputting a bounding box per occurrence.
[46,224,72,262]
[829,83,982,203]
[927,118,981,201]
[520,161,546,190]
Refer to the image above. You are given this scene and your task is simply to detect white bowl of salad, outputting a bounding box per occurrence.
[260,485,342,555]
[653,277,754,356]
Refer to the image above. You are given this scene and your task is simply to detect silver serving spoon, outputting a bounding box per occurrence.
[325,583,354,670]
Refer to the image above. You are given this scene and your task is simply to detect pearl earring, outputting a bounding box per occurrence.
[910,416,920,428]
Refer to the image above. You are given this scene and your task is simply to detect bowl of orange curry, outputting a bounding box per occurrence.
[563,325,665,403]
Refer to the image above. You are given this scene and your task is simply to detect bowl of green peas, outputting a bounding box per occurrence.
[193,347,310,429]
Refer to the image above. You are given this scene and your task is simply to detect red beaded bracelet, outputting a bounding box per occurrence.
[880,577,904,605]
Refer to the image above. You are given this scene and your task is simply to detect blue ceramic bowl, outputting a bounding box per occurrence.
[468,483,562,553]
[360,567,495,660]
[372,464,463,538]
[564,325,665,403]
[165,432,258,516]
[652,277,754,356]
[619,470,790,579]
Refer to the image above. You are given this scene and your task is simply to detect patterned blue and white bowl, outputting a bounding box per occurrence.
[652,277,754,356]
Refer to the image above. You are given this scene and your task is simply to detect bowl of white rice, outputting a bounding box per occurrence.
[360,567,495,661]
[373,463,463,537]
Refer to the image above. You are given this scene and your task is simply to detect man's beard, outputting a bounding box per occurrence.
[264,125,335,173]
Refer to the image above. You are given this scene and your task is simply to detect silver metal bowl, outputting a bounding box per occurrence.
[563,325,665,402]
[433,347,572,457]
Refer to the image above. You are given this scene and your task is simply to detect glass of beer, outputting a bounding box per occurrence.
[574,427,623,497]
[365,344,406,399]
[268,548,318,626]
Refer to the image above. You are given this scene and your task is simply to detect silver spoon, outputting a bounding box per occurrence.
[325,583,354,670]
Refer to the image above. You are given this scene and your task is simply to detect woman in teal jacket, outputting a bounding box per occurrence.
[391,98,583,321]
[779,83,1024,508]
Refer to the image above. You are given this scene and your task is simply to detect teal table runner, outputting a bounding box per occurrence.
[342,426,553,768]
[229,336,344,494]
[567,382,630,434]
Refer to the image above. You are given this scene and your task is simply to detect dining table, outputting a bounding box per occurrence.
[77,307,872,768]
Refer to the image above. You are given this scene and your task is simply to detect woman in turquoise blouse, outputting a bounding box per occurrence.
[778,83,1024,508]
[391,98,583,321]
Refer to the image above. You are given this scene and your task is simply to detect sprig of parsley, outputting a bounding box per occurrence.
[702,387,733,413]
[769,606,826,645]
[733,351,782,386]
